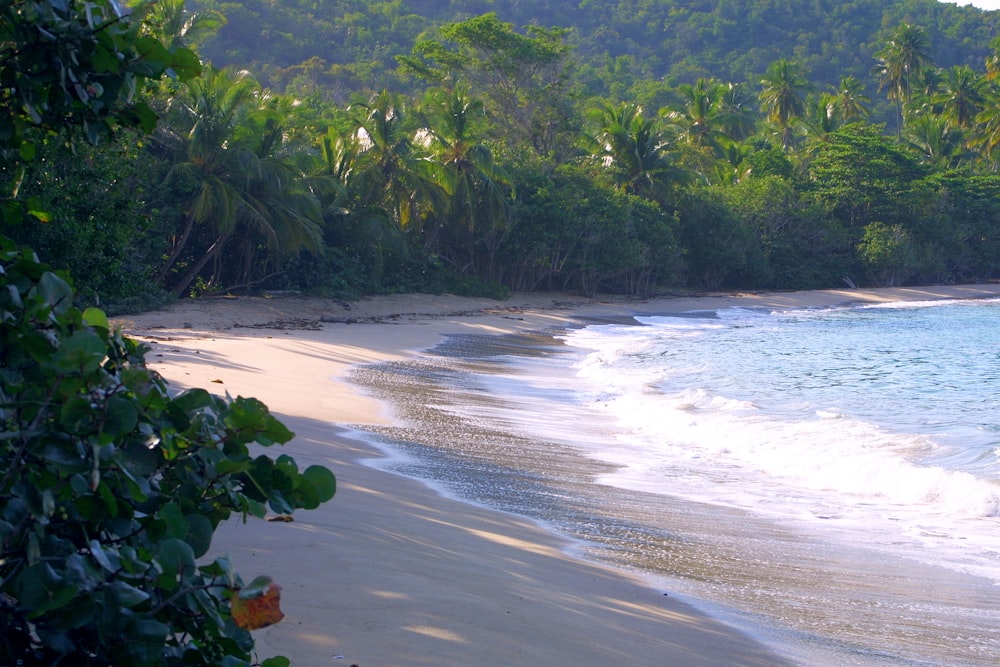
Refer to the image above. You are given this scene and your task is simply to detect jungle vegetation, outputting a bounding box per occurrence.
[6,0,1000,313]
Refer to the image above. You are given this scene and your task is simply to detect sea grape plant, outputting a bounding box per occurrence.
[0,237,336,665]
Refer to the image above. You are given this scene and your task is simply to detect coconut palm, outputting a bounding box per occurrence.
[416,85,513,277]
[586,101,690,199]
[668,78,735,152]
[973,93,1000,169]
[141,0,225,50]
[759,59,813,149]
[831,76,871,123]
[348,90,446,242]
[719,82,759,141]
[798,92,841,144]
[874,23,933,137]
[932,65,988,131]
[155,66,322,296]
[904,114,967,168]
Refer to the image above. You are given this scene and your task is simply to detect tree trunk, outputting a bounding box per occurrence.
[169,237,225,298]
[156,213,197,283]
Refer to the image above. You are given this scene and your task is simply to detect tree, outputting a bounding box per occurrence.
[2,7,337,660]
[758,59,813,149]
[874,23,934,137]
[0,0,200,228]
[417,85,513,280]
[668,78,735,152]
[831,76,871,124]
[141,0,226,50]
[399,13,576,158]
[904,114,967,168]
[799,92,841,144]
[347,90,446,244]
[585,101,691,199]
[933,65,987,131]
[154,66,323,297]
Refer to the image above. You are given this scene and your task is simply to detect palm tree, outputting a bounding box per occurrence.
[668,78,735,152]
[932,65,988,131]
[586,101,690,199]
[799,92,841,143]
[155,66,322,296]
[417,85,513,277]
[348,91,446,242]
[141,0,225,50]
[904,114,967,168]
[831,76,871,123]
[759,59,813,149]
[719,82,758,141]
[974,94,1000,170]
[874,23,933,137]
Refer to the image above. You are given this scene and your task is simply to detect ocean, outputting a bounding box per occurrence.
[348,297,1000,666]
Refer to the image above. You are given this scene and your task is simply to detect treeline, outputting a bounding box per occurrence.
[6,3,1000,312]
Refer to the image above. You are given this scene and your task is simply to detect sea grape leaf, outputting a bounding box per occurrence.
[53,329,106,374]
[81,306,109,331]
[261,657,291,667]
[103,394,138,436]
[231,577,284,630]
[302,465,337,505]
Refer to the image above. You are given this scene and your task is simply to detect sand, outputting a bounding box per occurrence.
[116,284,1000,666]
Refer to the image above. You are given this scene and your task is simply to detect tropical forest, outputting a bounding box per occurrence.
[5,1,1000,664]
[6,0,1000,314]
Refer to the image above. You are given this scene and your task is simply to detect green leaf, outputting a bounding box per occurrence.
[107,580,150,607]
[40,440,89,473]
[59,396,94,433]
[131,618,170,644]
[16,563,79,618]
[35,271,73,312]
[82,306,109,331]
[261,656,291,667]
[158,502,187,540]
[157,538,195,577]
[167,47,203,81]
[90,540,121,573]
[19,140,36,161]
[185,514,214,558]
[103,394,138,436]
[172,388,214,413]
[53,329,107,374]
[130,36,169,77]
[302,465,337,504]
[237,575,275,599]
[96,480,119,517]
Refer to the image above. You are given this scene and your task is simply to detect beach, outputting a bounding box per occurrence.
[117,284,1000,666]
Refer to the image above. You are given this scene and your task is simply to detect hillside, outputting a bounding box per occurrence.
[191,0,1000,101]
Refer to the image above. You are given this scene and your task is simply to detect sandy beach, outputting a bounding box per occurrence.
[116,284,1000,666]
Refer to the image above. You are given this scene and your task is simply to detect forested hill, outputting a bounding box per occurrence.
[191,0,1000,99]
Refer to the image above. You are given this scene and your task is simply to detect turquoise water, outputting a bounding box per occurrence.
[555,300,1000,579]
[352,297,1000,665]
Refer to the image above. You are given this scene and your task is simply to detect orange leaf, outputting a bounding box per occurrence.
[231,580,285,630]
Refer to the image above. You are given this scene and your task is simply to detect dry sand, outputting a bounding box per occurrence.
[116,284,1000,666]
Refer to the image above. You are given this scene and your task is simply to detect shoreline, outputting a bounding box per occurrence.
[118,284,1000,666]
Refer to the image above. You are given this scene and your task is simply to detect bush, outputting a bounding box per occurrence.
[0,237,336,666]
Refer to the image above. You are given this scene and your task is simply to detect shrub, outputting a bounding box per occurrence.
[0,237,336,666]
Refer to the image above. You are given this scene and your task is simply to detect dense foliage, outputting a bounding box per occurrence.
[0,240,336,665]
[1,2,335,664]
[6,0,1000,312]
[190,0,995,112]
